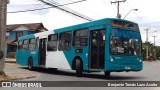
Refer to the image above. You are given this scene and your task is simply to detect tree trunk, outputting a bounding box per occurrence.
[0,0,8,75]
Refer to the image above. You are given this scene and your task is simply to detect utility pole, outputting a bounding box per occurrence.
[153,36,157,60]
[111,0,126,18]
[153,36,157,46]
[0,0,9,75]
[145,29,149,60]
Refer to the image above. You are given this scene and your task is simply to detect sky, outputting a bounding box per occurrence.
[7,0,160,45]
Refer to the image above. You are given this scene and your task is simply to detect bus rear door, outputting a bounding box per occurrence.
[38,38,47,66]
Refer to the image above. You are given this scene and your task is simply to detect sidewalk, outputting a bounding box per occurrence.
[5,58,16,63]
[0,63,38,81]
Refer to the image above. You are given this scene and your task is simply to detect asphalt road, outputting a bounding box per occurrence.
[24,61,160,81]
[2,61,160,90]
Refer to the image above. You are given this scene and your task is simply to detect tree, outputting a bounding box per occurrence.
[156,46,160,60]
[0,0,9,75]
[142,42,155,61]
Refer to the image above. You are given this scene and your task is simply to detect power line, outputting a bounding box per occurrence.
[99,0,111,3]
[9,4,44,6]
[7,0,87,13]
[7,7,52,13]
[148,30,157,39]
[67,0,104,18]
[120,5,127,15]
[126,1,139,17]
[37,0,93,21]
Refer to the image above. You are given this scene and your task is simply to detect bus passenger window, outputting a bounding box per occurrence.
[47,34,58,51]
[23,40,29,50]
[73,29,88,47]
[29,39,36,50]
[58,32,72,51]
[18,40,23,50]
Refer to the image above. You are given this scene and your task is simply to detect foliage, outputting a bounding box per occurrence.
[142,42,160,61]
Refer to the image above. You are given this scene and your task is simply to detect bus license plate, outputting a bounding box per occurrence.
[125,66,131,69]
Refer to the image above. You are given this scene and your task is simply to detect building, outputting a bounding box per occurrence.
[5,23,48,58]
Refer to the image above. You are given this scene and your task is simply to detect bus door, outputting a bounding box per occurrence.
[39,38,47,66]
[90,30,106,69]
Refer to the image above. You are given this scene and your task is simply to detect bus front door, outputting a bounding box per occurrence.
[39,38,47,66]
[90,30,105,69]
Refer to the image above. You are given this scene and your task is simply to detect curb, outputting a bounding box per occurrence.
[5,61,16,63]
[10,75,37,81]
[5,58,16,63]
[1,75,37,81]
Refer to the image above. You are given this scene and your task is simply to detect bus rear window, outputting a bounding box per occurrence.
[23,40,28,50]
[18,40,23,50]
[29,39,36,50]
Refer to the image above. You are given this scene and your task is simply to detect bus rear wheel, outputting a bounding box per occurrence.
[28,58,34,70]
[104,71,110,79]
[75,59,83,77]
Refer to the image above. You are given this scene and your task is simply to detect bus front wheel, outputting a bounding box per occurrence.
[104,71,110,79]
[28,58,34,70]
[75,59,83,77]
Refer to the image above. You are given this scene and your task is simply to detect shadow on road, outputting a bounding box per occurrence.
[19,67,145,80]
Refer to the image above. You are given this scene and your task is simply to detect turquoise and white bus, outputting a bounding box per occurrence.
[16,18,143,78]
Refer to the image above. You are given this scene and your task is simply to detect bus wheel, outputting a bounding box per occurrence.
[28,58,34,70]
[75,59,83,77]
[104,71,110,79]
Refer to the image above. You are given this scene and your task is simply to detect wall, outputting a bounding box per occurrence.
[6,30,35,39]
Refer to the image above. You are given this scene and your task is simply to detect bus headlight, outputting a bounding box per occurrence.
[139,59,142,63]
[110,57,113,62]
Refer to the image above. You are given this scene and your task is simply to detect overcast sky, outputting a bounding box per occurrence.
[7,0,160,45]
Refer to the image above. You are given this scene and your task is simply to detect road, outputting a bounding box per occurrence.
[2,61,160,90]
[24,61,160,81]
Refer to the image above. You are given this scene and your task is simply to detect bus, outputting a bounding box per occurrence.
[16,18,143,78]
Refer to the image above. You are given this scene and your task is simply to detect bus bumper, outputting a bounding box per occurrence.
[105,64,143,72]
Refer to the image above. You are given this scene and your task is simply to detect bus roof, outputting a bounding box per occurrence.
[18,18,138,41]
[18,31,54,41]
[53,18,138,33]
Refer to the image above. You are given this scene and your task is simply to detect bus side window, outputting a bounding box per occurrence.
[29,38,36,51]
[58,31,72,51]
[47,34,58,51]
[23,39,29,50]
[73,29,88,47]
[18,40,23,50]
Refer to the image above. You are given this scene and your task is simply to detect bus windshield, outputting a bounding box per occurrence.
[109,20,139,31]
[110,28,141,55]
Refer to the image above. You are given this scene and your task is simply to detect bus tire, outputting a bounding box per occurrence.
[104,71,110,79]
[28,58,34,70]
[75,59,83,77]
